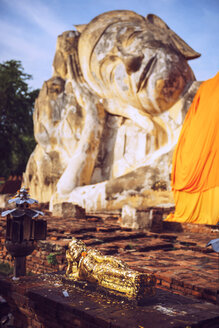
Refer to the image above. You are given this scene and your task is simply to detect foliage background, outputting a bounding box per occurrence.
[0,60,39,178]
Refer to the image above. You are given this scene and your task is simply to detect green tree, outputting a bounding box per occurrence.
[0,60,39,178]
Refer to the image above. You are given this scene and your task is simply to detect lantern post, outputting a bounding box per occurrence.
[1,188,47,277]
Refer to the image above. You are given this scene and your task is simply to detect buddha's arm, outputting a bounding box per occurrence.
[83,251,136,287]
[105,98,155,132]
[56,52,105,195]
[66,250,79,278]
[90,250,127,268]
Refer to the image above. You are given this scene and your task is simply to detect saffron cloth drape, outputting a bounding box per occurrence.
[166,72,219,225]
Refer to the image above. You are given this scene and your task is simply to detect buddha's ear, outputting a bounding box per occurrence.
[75,24,87,33]
[146,14,201,60]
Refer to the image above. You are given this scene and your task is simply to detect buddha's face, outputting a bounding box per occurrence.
[91,25,195,115]
[79,12,199,116]
[68,238,86,261]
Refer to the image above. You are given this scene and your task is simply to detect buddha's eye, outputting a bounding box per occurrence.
[124,55,144,75]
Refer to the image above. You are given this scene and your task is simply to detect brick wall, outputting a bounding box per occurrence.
[0,235,67,275]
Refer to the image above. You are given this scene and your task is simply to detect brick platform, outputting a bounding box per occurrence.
[0,273,219,328]
[0,211,219,305]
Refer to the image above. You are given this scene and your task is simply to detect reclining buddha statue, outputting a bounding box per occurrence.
[66,238,156,300]
[23,10,201,212]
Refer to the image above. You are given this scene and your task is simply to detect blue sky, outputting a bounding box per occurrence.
[0,0,218,90]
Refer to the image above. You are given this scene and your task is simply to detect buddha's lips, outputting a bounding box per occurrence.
[136,55,157,93]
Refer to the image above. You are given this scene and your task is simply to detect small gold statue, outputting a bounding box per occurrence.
[66,238,156,300]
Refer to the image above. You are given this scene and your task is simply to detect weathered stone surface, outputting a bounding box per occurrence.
[0,194,12,209]
[23,10,201,213]
[122,205,152,230]
[53,202,85,219]
[121,205,165,231]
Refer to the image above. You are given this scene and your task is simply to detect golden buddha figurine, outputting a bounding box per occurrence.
[66,238,156,300]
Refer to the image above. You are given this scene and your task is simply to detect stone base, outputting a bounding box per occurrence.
[1,273,219,328]
[52,202,86,219]
[62,276,155,306]
[121,205,174,231]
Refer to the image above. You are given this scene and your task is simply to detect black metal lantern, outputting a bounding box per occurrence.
[1,188,47,277]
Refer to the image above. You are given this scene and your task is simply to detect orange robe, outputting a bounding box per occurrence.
[167,72,219,225]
